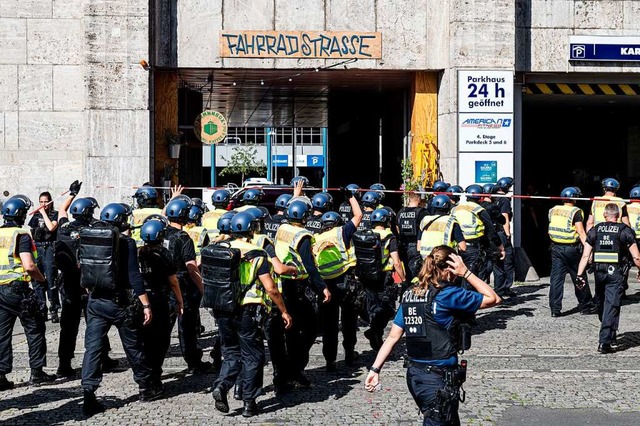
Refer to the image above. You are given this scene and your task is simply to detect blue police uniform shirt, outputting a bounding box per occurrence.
[393,285,483,366]
[342,221,357,249]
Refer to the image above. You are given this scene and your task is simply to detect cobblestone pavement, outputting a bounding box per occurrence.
[3,273,640,425]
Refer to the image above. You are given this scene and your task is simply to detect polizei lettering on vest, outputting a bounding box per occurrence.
[597,225,620,233]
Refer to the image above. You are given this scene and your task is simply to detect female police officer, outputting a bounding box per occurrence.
[364,245,501,425]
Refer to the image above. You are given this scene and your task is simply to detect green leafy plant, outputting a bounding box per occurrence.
[219,145,267,184]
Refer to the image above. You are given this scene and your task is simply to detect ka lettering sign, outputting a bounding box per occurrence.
[220,31,382,59]
[458,70,514,114]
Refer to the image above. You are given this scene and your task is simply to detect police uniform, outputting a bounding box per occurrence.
[548,205,593,314]
[185,224,210,264]
[478,200,504,284]
[130,207,163,247]
[585,221,637,346]
[397,205,428,281]
[628,201,640,248]
[314,220,359,367]
[212,239,271,405]
[138,243,177,387]
[0,224,48,381]
[264,213,286,240]
[275,223,326,382]
[28,209,60,318]
[492,196,515,295]
[305,213,324,234]
[396,285,481,425]
[165,226,207,371]
[338,200,354,223]
[202,208,227,235]
[357,209,373,232]
[418,214,465,259]
[591,196,627,226]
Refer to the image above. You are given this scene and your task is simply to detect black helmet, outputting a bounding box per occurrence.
[446,185,463,203]
[165,196,193,223]
[286,200,310,223]
[431,195,452,213]
[100,203,132,231]
[602,177,620,193]
[69,197,99,220]
[361,191,381,208]
[211,189,231,208]
[495,177,514,192]
[432,180,449,193]
[320,211,343,231]
[290,176,309,187]
[1,195,32,224]
[346,184,361,200]
[630,186,640,200]
[217,211,237,234]
[230,212,255,235]
[242,188,263,206]
[370,208,392,226]
[133,185,159,208]
[312,192,333,213]
[465,184,483,202]
[275,194,292,211]
[482,183,496,196]
[140,216,168,243]
[560,186,582,201]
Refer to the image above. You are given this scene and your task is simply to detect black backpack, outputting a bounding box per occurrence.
[201,241,243,313]
[78,221,120,291]
[54,221,83,273]
[352,229,384,282]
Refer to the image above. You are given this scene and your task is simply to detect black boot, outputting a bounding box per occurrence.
[29,368,56,385]
[56,360,75,378]
[233,383,243,400]
[102,357,120,372]
[139,386,163,402]
[345,350,360,367]
[212,386,229,413]
[83,389,105,417]
[0,374,14,391]
[50,310,60,324]
[242,400,260,418]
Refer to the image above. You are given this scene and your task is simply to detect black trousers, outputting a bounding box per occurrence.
[281,279,317,376]
[407,364,460,426]
[34,244,60,313]
[265,306,289,386]
[548,244,593,313]
[460,243,488,284]
[170,278,203,368]
[594,266,625,345]
[141,291,172,385]
[400,242,421,284]
[493,233,515,294]
[321,276,358,363]
[81,296,152,392]
[0,283,47,374]
[361,276,395,340]
[213,304,265,401]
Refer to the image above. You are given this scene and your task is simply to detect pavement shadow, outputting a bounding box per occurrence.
[621,291,640,307]
[473,307,535,335]
[512,284,547,296]
[0,394,86,425]
[0,387,79,414]
[159,369,217,399]
[614,331,640,352]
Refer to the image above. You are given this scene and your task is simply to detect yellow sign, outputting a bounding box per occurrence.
[194,110,228,145]
[220,31,382,59]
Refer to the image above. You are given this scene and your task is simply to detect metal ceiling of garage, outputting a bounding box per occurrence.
[177,68,412,128]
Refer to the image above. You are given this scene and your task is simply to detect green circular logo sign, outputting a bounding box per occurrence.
[194,110,228,145]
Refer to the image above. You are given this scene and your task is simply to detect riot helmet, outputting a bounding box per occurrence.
[100,203,132,231]
[311,192,333,213]
[187,199,206,224]
[217,211,237,235]
[286,200,311,223]
[1,195,32,225]
[465,184,483,202]
[560,186,582,201]
[69,197,99,220]
[482,183,496,197]
[346,184,361,200]
[446,185,463,203]
[370,208,392,226]
[275,194,292,212]
[432,180,449,193]
[495,177,514,193]
[601,177,620,193]
[361,191,381,209]
[140,217,168,243]
[431,194,452,213]
[290,176,309,187]
[242,188,263,206]
[320,211,344,231]
[230,212,255,235]
[630,186,640,200]
[165,196,193,224]
[370,183,386,201]
[133,185,159,208]
[211,189,231,209]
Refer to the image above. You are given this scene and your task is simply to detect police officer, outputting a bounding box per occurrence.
[419,195,466,259]
[314,187,363,370]
[138,216,184,391]
[478,184,505,284]
[339,184,361,222]
[306,192,333,234]
[492,177,516,298]
[548,187,596,317]
[80,203,157,416]
[185,198,210,265]
[358,191,382,231]
[397,191,429,282]
[264,194,291,240]
[202,189,231,234]
[0,195,56,391]
[445,185,464,207]
[587,178,629,232]
[365,245,501,425]
[451,185,504,284]
[164,195,212,373]
[426,180,450,214]
[627,186,640,266]
[28,191,61,322]
[236,189,264,212]
[130,185,163,247]
[355,208,406,351]
[577,203,640,353]
[274,200,330,387]
[209,212,293,417]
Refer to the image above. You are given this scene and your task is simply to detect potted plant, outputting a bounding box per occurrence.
[166,129,183,159]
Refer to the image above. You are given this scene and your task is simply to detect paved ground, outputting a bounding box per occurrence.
[3,272,640,425]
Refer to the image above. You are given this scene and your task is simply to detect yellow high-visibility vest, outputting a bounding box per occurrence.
[0,227,36,285]
[548,205,581,244]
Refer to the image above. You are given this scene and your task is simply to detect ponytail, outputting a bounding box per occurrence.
[414,245,457,296]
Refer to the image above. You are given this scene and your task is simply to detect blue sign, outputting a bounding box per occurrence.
[569,36,640,62]
[475,161,497,183]
[272,154,288,166]
[307,155,324,167]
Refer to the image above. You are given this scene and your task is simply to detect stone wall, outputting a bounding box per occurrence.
[0,0,150,211]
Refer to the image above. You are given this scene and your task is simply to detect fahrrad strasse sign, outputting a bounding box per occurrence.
[220,31,382,59]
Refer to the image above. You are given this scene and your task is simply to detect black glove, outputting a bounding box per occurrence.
[340,186,353,200]
[576,274,587,289]
[69,180,82,196]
